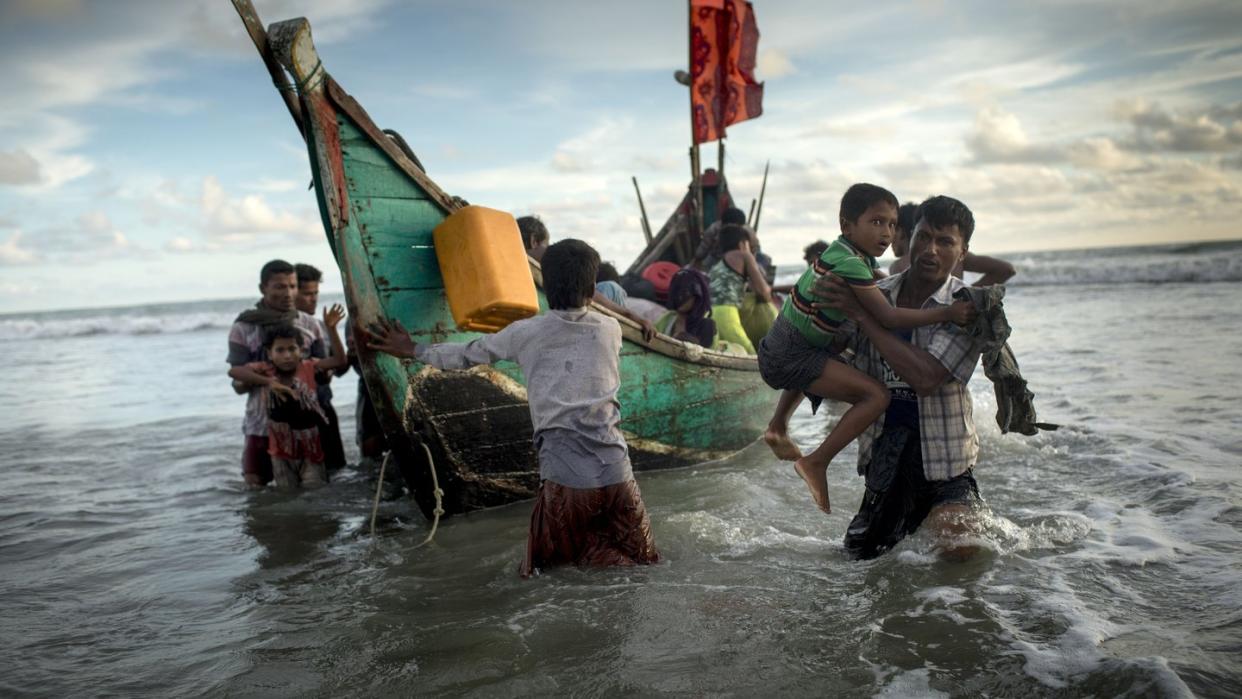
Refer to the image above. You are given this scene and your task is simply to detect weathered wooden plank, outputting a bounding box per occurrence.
[342,146,435,200]
[367,243,443,291]
[351,196,441,246]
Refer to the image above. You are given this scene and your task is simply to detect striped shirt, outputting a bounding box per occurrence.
[841,273,982,481]
[781,236,879,348]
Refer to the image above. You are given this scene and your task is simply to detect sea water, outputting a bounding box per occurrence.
[1,241,1240,697]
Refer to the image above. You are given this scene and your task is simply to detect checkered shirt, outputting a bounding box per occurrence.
[842,273,981,481]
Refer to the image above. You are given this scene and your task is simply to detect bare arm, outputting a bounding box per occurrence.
[738,245,771,302]
[228,364,275,389]
[593,292,657,341]
[854,312,951,395]
[314,304,347,372]
[813,276,952,396]
[964,252,1016,286]
[852,285,974,330]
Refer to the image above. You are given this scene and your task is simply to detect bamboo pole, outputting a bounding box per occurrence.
[632,176,653,245]
[753,160,770,232]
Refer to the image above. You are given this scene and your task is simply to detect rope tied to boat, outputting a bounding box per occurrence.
[369,442,445,548]
[275,58,325,94]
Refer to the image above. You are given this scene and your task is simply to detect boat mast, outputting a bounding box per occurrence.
[688,0,704,236]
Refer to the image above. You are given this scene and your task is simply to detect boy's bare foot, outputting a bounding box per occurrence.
[793,458,831,514]
[764,429,802,461]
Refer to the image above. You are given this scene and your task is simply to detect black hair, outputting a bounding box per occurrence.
[516,215,549,251]
[721,207,747,226]
[597,262,621,283]
[914,195,974,245]
[295,263,322,284]
[260,259,295,287]
[839,183,899,225]
[541,239,599,310]
[718,224,751,253]
[263,324,302,349]
[803,240,829,261]
[896,202,919,239]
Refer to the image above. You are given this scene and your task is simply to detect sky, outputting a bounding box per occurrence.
[1,0,1240,313]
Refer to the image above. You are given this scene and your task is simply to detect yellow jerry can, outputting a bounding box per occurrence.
[432,205,539,333]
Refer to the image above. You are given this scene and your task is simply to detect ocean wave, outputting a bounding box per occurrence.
[0,312,234,340]
[1009,252,1242,286]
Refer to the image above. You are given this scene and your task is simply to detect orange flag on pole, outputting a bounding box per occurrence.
[689,0,764,144]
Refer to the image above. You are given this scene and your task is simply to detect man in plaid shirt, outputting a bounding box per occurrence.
[815,195,984,559]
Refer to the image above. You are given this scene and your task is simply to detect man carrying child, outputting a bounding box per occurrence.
[366,239,660,576]
[816,195,987,559]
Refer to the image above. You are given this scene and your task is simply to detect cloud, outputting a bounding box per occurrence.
[0,231,39,265]
[1118,100,1242,153]
[0,149,42,185]
[757,49,796,79]
[966,106,1142,171]
[200,176,320,242]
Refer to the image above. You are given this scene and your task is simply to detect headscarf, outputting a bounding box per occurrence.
[668,268,716,348]
[235,301,298,329]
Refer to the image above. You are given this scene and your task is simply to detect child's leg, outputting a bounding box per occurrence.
[300,460,327,488]
[795,362,889,514]
[763,389,804,461]
[271,458,298,489]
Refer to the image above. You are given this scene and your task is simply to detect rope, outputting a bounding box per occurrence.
[275,58,325,94]
[368,442,445,547]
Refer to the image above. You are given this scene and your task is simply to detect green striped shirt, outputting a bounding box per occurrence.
[779,236,879,348]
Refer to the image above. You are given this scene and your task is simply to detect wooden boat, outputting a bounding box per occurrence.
[237,7,776,519]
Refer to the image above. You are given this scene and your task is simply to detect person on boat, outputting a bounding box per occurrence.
[595,262,628,306]
[757,184,975,515]
[227,260,329,489]
[889,202,1016,285]
[518,215,550,263]
[366,239,661,577]
[691,206,748,272]
[708,224,773,353]
[815,194,989,559]
[294,263,348,472]
[655,268,716,348]
[519,213,657,341]
[228,316,347,489]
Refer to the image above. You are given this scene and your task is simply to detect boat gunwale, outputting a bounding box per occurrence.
[321,77,762,373]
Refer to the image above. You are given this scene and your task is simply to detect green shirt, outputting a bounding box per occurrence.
[779,236,878,348]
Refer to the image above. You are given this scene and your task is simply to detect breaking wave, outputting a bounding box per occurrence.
[0,312,235,341]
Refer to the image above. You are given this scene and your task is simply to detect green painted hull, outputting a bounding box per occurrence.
[269,19,776,517]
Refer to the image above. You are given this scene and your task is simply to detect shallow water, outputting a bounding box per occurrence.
[2,243,1241,697]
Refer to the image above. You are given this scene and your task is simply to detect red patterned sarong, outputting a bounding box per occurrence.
[520,479,661,578]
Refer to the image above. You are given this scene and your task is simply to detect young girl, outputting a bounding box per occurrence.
[708,224,771,353]
[656,268,716,348]
[757,184,975,514]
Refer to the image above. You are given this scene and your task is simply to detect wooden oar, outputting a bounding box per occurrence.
[231,0,306,140]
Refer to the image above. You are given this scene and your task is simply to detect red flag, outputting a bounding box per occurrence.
[689,0,764,144]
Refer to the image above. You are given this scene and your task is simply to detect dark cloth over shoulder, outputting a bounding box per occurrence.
[953,285,1057,436]
[235,302,299,330]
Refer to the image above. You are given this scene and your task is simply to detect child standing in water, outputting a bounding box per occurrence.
[758,184,975,513]
[366,239,660,577]
[229,305,347,488]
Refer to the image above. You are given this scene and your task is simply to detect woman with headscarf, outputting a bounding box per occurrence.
[656,268,717,348]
